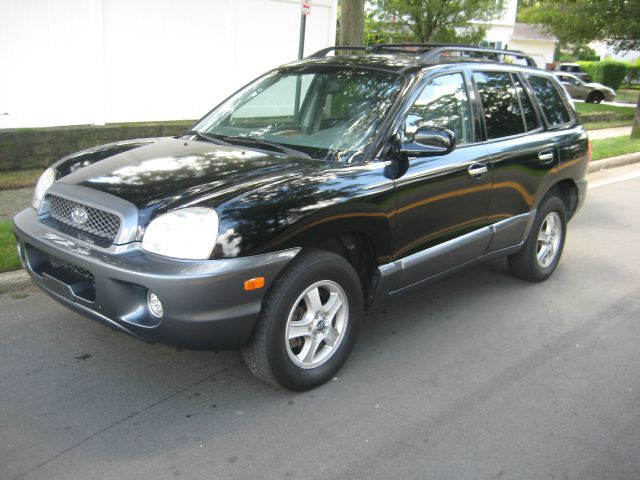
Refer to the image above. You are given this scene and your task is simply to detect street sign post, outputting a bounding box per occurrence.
[298,1,310,60]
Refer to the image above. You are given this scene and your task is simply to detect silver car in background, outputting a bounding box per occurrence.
[554,73,616,103]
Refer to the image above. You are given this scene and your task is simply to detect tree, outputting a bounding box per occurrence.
[367,0,506,44]
[520,0,640,137]
[339,0,365,46]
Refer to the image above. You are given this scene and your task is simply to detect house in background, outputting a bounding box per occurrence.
[508,23,558,69]
[469,0,558,69]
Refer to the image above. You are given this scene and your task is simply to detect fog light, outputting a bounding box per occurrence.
[147,291,164,318]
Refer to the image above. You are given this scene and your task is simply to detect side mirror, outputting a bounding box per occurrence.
[398,127,456,157]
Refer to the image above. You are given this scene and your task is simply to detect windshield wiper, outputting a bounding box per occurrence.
[222,136,311,159]
[183,130,233,147]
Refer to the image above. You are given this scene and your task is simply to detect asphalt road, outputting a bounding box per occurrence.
[2,165,640,480]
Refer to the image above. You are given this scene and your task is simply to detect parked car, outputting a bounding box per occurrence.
[553,63,590,82]
[554,73,616,103]
[14,44,589,390]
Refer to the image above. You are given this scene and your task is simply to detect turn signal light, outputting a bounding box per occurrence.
[244,277,265,291]
[588,141,593,163]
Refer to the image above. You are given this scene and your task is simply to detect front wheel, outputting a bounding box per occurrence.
[242,249,363,390]
[508,196,567,282]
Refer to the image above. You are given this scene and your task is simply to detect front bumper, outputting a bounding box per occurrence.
[13,208,299,349]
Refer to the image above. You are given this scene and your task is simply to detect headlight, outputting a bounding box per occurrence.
[142,207,219,260]
[32,167,56,210]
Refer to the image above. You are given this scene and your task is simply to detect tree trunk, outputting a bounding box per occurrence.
[632,93,640,138]
[339,0,365,46]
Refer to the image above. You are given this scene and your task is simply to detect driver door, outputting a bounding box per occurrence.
[392,71,493,289]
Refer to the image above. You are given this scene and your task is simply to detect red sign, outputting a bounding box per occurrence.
[301,1,311,15]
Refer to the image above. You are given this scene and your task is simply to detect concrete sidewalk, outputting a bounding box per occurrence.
[588,126,633,140]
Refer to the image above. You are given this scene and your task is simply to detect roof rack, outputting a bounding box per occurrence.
[308,43,538,68]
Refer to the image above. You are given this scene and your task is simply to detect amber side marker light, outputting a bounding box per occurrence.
[244,277,265,291]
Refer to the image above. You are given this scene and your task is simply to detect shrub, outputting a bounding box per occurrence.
[578,61,599,82]
[578,60,629,90]
[599,60,629,90]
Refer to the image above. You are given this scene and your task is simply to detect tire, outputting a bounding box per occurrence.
[587,91,604,104]
[508,196,567,283]
[242,249,363,391]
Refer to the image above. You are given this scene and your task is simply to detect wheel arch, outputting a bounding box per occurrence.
[304,232,381,310]
[540,179,580,220]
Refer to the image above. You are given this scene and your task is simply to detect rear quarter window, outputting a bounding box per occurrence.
[526,75,572,126]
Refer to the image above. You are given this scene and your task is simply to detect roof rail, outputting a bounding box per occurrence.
[420,45,537,67]
[307,43,538,68]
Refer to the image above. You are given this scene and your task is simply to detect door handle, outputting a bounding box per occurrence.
[467,164,488,179]
[538,151,555,165]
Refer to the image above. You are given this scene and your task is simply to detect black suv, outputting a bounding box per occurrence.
[14,44,589,390]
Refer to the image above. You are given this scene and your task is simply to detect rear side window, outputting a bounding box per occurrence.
[512,75,540,131]
[473,71,525,139]
[526,75,572,126]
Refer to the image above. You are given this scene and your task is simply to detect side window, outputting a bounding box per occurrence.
[526,75,572,126]
[405,73,473,145]
[512,74,540,131]
[473,71,525,139]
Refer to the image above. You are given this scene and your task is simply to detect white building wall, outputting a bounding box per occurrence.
[469,0,517,47]
[0,0,338,129]
[508,39,555,67]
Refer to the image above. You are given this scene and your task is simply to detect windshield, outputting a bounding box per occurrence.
[192,67,405,162]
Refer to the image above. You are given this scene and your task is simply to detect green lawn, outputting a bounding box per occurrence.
[0,220,21,273]
[574,102,636,116]
[0,168,42,190]
[592,135,640,161]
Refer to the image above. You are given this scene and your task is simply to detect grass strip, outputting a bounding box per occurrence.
[0,220,21,273]
[592,135,640,161]
[574,102,636,116]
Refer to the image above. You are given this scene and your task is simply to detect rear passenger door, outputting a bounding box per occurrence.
[471,69,559,251]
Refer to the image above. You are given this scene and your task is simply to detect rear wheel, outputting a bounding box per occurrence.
[242,249,363,390]
[508,196,567,282]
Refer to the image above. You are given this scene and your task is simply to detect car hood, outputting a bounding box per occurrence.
[57,137,320,215]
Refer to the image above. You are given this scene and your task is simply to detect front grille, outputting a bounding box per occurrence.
[49,256,95,282]
[49,196,121,242]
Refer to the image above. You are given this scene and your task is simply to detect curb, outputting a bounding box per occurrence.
[1,152,639,292]
[588,151,640,173]
[0,268,30,295]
